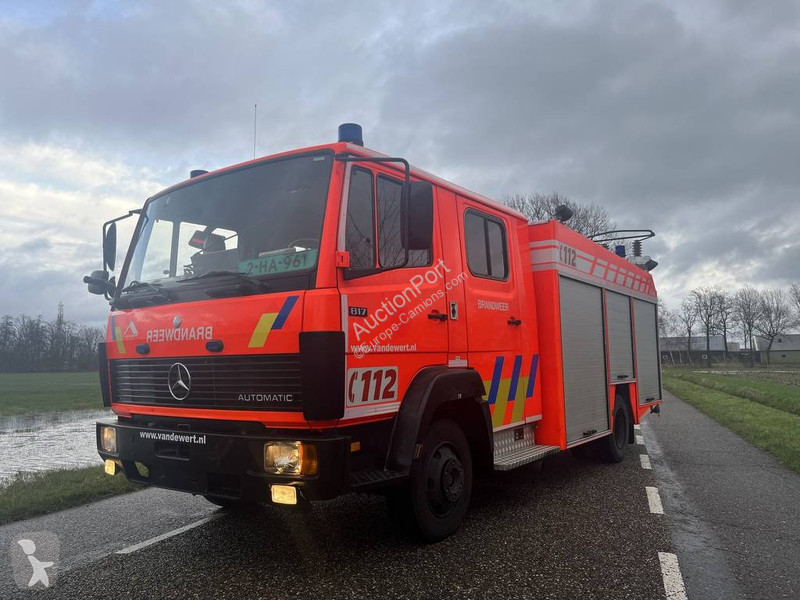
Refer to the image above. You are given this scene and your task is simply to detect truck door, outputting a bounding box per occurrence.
[338,165,448,421]
[457,198,526,429]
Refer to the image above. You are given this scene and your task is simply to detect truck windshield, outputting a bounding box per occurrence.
[121,152,333,294]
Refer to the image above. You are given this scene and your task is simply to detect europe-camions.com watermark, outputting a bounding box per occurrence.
[352,259,468,358]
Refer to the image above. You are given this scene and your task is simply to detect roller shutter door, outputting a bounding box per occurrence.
[606,291,634,381]
[634,299,662,403]
[560,277,609,443]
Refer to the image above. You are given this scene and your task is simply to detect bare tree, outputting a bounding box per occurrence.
[691,287,723,367]
[502,193,616,238]
[717,291,734,363]
[790,283,800,316]
[676,298,698,364]
[754,289,794,365]
[732,286,762,366]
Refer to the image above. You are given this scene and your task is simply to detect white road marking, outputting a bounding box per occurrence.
[658,552,688,600]
[646,486,664,514]
[636,434,645,445]
[640,454,652,470]
[116,515,218,555]
[634,423,641,430]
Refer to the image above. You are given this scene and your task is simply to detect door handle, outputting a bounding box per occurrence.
[428,312,447,322]
[507,318,522,326]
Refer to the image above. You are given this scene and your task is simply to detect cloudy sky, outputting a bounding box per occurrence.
[1,0,799,324]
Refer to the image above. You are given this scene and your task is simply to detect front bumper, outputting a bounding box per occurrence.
[96,418,349,502]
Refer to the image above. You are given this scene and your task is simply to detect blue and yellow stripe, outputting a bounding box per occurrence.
[486,353,539,427]
[248,295,299,348]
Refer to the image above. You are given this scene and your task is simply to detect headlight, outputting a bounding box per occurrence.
[264,441,318,475]
[100,426,117,453]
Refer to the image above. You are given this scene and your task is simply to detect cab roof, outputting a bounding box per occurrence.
[160,141,529,222]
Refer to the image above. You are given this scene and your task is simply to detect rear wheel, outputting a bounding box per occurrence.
[385,419,473,542]
[597,395,631,463]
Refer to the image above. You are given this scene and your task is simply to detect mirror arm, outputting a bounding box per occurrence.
[101,208,142,271]
[102,209,142,250]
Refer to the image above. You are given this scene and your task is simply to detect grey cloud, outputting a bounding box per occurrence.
[1,0,800,317]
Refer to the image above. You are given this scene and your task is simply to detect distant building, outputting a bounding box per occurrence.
[753,334,800,364]
[659,335,740,364]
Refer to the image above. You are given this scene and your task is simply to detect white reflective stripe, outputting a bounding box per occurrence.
[337,162,352,250]
[646,486,664,514]
[341,294,349,345]
[342,402,400,420]
[448,358,468,367]
[658,552,688,600]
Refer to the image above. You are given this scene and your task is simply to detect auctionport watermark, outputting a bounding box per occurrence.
[352,260,467,358]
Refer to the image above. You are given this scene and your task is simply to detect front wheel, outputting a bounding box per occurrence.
[386,419,473,542]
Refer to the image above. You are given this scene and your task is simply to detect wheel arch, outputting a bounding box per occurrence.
[385,366,492,475]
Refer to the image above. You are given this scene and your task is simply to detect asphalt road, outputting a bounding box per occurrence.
[2,391,797,599]
[643,391,800,600]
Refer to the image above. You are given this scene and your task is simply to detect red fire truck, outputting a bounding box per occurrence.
[86,123,661,541]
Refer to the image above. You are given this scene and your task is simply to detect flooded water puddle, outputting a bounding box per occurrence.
[0,410,111,486]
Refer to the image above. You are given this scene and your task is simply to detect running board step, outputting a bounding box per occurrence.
[349,468,406,490]
[493,444,560,471]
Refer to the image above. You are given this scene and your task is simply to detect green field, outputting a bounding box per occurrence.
[0,467,141,525]
[663,368,800,473]
[0,371,102,416]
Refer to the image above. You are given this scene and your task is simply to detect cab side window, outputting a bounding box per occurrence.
[377,175,431,268]
[346,168,432,272]
[464,210,508,280]
[345,167,376,269]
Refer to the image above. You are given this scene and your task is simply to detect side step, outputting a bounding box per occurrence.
[349,468,406,490]
[493,444,560,471]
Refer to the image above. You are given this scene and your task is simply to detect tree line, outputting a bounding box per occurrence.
[0,304,104,373]
[660,285,800,365]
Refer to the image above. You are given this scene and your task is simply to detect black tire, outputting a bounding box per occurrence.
[385,419,473,542]
[597,395,631,463]
[203,495,258,510]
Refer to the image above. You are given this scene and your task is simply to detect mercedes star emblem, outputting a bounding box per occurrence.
[167,363,191,401]
[173,315,182,328]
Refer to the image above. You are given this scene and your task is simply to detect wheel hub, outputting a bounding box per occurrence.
[426,443,464,516]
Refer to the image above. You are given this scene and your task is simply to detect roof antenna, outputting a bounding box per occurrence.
[253,103,257,159]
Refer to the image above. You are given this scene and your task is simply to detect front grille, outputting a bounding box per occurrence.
[110,354,303,411]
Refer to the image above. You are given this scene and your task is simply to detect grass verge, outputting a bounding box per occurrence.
[0,466,141,525]
[662,372,800,473]
[0,371,102,416]
[665,370,800,417]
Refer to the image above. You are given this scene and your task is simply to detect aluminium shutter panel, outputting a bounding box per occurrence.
[606,291,634,381]
[634,299,662,403]
[559,277,609,443]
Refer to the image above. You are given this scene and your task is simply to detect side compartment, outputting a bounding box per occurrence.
[633,299,662,406]
[559,277,610,444]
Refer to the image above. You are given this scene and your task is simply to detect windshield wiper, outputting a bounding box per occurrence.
[120,280,166,295]
[182,271,271,292]
[113,280,175,309]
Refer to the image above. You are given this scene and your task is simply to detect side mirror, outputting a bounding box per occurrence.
[84,270,112,296]
[103,222,117,271]
[402,181,434,251]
